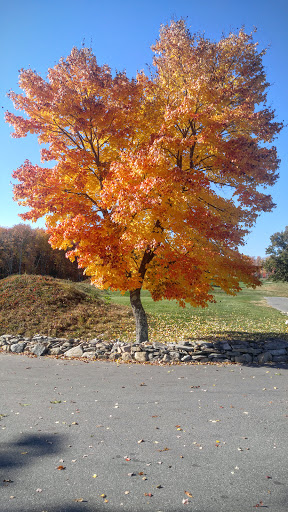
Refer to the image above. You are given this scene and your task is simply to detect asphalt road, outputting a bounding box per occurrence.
[265,297,288,314]
[0,353,287,512]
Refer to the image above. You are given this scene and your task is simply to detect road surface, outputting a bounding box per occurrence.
[0,353,287,512]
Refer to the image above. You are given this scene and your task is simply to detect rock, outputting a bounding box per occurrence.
[30,343,48,356]
[64,346,83,357]
[134,351,148,362]
[11,342,27,353]
[120,345,132,353]
[191,355,209,361]
[122,352,132,361]
[234,353,253,364]
[181,354,192,362]
[219,342,232,351]
[264,340,288,350]
[49,347,62,356]
[81,352,96,359]
[169,351,181,361]
[1,345,11,352]
[269,349,287,356]
[162,353,171,362]
[176,345,195,351]
[272,355,288,362]
[257,352,272,364]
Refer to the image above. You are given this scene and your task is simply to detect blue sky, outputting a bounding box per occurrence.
[1,0,287,257]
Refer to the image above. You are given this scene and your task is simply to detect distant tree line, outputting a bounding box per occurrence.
[0,224,83,281]
[264,226,288,282]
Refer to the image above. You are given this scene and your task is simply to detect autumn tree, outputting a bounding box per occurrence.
[6,20,282,342]
[264,226,288,281]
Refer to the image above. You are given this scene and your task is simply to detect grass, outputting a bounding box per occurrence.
[108,281,288,343]
[0,274,288,343]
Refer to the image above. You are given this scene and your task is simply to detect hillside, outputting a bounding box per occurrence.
[0,274,134,339]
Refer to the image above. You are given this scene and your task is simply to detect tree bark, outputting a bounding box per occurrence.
[130,288,149,343]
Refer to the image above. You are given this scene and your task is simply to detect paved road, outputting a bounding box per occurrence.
[265,296,288,314]
[0,353,288,512]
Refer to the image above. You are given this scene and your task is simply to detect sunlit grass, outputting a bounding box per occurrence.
[0,275,287,343]
[108,281,288,343]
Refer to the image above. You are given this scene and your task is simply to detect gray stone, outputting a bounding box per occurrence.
[219,342,232,351]
[11,342,27,353]
[122,352,133,361]
[49,347,62,356]
[208,353,227,359]
[134,351,148,362]
[109,353,120,360]
[176,345,195,351]
[272,355,288,362]
[257,352,272,364]
[162,353,171,362]
[152,342,165,349]
[264,340,288,350]
[181,354,192,362]
[30,343,48,356]
[199,342,214,350]
[169,352,181,361]
[269,349,287,356]
[64,346,83,357]
[234,353,253,364]
[82,352,96,359]
[120,345,132,353]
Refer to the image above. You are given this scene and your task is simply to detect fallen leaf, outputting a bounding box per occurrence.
[124,491,130,494]
[57,465,65,470]
[144,493,153,497]
[36,488,42,492]
[185,491,193,497]
[74,498,85,502]
[92,474,97,478]
[182,498,190,504]
[138,439,144,443]
[50,400,62,404]
[3,479,13,483]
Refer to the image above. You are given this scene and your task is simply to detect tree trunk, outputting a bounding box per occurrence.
[130,288,149,343]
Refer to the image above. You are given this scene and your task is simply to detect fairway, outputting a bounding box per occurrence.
[109,281,288,344]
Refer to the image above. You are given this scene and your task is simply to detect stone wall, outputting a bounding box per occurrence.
[1,334,288,364]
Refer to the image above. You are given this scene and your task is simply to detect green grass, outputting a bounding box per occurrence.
[108,281,288,343]
[1,275,288,343]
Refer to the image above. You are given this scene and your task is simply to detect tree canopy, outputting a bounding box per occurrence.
[6,20,283,341]
[264,226,288,281]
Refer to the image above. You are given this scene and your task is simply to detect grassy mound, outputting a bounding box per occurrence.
[0,274,134,339]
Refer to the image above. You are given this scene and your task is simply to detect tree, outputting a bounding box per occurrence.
[264,227,288,281]
[0,224,83,280]
[5,20,282,342]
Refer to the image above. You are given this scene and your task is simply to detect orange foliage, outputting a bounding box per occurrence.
[6,21,282,310]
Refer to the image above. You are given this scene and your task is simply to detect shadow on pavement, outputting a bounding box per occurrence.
[0,433,65,472]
